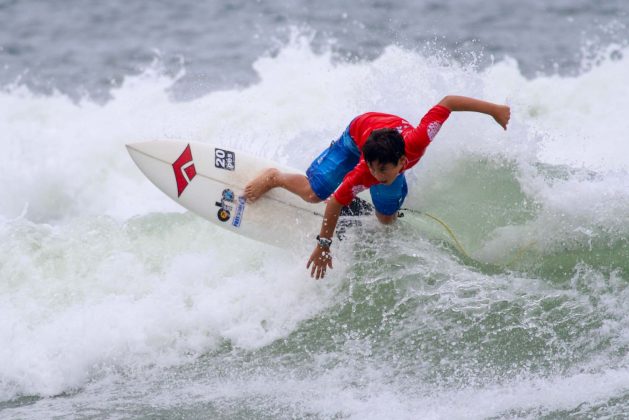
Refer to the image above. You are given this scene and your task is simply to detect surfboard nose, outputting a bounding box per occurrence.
[126,140,183,200]
[126,141,157,156]
[126,140,190,163]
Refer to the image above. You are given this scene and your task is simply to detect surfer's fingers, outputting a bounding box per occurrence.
[317,261,328,279]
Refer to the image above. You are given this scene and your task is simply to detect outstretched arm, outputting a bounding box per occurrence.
[438,95,511,130]
[306,197,343,279]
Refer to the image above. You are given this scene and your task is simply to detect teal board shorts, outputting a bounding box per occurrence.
[306,125,408,216]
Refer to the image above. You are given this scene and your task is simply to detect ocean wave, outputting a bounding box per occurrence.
[1,37,628,406]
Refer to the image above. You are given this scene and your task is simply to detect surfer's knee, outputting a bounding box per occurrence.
[291,176,321,203]
[376,211,397,225]
[301,184,322,203]
[304,192,323,203]
[264,168,280,184]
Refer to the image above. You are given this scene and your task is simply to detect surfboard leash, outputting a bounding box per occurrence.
[399,208,538,267]
[399,208,473,259]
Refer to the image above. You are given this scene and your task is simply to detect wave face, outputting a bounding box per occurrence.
[2,36,629,418]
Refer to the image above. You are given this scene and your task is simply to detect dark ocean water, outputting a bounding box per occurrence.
[2,0,628,99]
[1,1,629,419]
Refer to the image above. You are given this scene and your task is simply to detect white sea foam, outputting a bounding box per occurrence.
[0,215,343,399]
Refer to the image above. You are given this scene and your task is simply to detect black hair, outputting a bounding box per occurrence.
[362,128,405,165]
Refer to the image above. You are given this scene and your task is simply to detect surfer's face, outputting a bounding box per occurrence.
[367,157,407,185]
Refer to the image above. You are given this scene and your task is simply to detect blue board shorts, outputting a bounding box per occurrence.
[306,125,408,216]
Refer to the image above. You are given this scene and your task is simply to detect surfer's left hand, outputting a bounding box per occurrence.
[493,105,511,130]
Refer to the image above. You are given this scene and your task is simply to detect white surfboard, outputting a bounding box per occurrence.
[126,140,371,248]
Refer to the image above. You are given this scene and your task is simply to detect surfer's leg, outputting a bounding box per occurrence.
[375,211,397,224]
[278,172,321,203]
[244,168,320,203]
[370,173,408,225]
[246,125,359,203]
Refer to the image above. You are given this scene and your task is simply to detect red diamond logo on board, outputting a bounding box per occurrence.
[173,144,196,197]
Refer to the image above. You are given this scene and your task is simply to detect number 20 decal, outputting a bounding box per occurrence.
[215,148,236,171]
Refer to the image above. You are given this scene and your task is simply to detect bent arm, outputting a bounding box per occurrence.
[438,95,510,130]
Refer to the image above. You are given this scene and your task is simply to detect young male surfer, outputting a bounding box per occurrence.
[244,95,511,279]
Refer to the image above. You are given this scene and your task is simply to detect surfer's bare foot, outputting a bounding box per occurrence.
[244,168,280,202]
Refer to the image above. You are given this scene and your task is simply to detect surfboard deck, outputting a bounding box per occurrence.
[126,140,372,248]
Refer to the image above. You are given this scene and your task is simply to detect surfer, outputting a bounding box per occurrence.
[244,95,511,279]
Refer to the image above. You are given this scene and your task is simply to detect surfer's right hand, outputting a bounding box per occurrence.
[307,246,333,280]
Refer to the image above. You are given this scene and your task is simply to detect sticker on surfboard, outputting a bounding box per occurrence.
[215,188,246,227]
[215,148,235,171]
[173,144,197,197]
[215,189,234,222]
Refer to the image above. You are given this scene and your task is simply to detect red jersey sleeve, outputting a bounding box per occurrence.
[332,161,377,206]
[403,105,451,166]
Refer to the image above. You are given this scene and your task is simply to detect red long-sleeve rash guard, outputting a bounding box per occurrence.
[333,104,451,205]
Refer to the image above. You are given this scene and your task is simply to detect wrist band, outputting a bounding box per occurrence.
[316,235,332,248]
